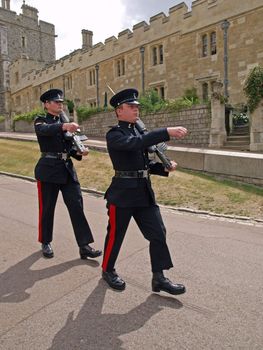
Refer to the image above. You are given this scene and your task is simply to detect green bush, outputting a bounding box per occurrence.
[139,88,201,115]
[13,108,45,124]
[166,87,201,113]
[244,65,263,113]
[76,106,106,123]
[0,115,5,123]
[183,87,200,104]
[167,97,196,113]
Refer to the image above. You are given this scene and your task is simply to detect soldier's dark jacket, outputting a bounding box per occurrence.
[34,113,81,184]
[105,120,170,207]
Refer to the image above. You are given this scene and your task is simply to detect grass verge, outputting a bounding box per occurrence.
[0,139,262,220]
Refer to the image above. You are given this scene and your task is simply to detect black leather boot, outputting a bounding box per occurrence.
[79,245,102,259]
[152,272,186,295]
[41,243,54,258]
[102,270,126,291]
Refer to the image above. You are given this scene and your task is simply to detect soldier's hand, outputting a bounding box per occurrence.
[76,147,89,156]
[167,127,188,139]
[81,147,89,156]
[165,160,177,172]
[62,122,79,133]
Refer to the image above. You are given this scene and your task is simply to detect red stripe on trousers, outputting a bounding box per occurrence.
[37,180,43,242]
[102,204,116,272]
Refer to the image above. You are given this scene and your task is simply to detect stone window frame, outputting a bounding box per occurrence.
[201,34,208,57]
[115,57,125,77]
[15,71,19,84]
[89,100,97,108]
[200,29,217,58]
[26,91,30,106]
[21,35,26,48]
[89,69,96,86]
[210,31,217,55]
[198,79,218,102]
[65,75,72,90]
[149,83,166,100]
[151,43,164,66]
[15,95,21,107]
[202,82,209,101]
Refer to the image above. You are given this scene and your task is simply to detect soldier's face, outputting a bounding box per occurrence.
[117,103,139,123]
[45,101,64,115]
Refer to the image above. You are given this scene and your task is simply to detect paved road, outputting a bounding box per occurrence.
[0,175,263,350]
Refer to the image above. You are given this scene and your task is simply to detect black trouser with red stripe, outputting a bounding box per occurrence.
[37,177,94,246]
[102,204,173,273]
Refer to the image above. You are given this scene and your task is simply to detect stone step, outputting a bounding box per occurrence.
[227,135,250,142]
[231,124,249,135]
[225,140,250,146]
[231,130,249,135]
[222,144,250,151]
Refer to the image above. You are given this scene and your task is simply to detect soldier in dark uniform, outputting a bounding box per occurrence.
[34,88,102,259]
[102,88,188,295]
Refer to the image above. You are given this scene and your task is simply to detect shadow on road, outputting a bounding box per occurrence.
[0,251,99,303]
[49,279,183,350]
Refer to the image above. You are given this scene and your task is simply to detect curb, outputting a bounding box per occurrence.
[1,171,262,225]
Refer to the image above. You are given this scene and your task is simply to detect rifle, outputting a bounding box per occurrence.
[59,111,88,154]
[135,118,173,170]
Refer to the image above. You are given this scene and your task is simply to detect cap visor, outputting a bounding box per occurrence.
[126,101,140,105]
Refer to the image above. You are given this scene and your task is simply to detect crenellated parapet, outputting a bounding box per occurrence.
[8,0,263,93]
[7,0,263,115]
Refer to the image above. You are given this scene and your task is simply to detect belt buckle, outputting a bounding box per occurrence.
[61,153,68,161]
[137,170,144,178]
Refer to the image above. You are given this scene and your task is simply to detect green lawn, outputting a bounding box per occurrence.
[0,139,262,220]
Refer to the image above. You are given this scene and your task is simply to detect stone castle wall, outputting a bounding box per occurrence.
[2,0,263,122]
[12,104,211,147]
[8,0,263,118]
[80,105,211,147]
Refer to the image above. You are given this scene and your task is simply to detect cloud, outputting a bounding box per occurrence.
[120,0,191,27]
[9,0,192,59]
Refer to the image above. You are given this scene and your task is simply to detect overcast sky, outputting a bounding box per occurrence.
[12,0,192,59]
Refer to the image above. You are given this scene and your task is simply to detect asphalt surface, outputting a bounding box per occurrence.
[0,175,263,350]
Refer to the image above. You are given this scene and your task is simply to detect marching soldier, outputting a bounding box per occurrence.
[34,88,102,259]
[101,88,188,295]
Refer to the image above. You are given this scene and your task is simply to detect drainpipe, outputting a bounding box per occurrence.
[95,64,100,107]
[140,46,145,94]
[221,19,230,98]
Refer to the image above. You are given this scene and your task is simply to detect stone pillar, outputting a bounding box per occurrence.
[250,99,263,152]
[209,81,227,148]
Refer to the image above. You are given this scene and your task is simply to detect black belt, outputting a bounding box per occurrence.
[41,152,69,160]
[114,170,149,178]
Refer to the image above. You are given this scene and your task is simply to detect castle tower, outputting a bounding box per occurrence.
[0,0,56,115]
